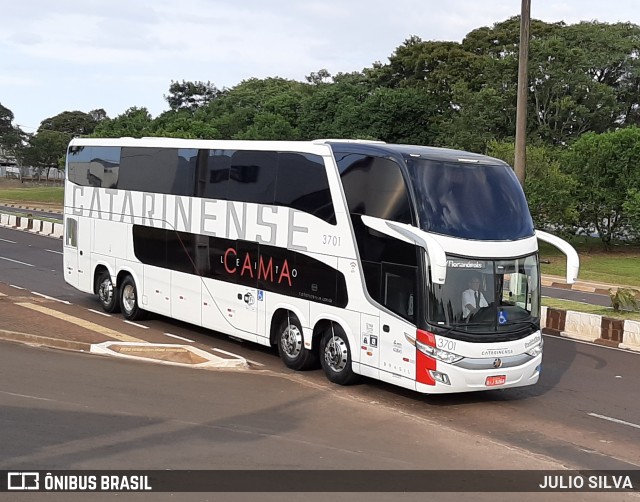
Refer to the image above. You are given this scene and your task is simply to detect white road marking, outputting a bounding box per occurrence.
[9,284,25,290]
[88,308,111,317]
[45,249,63,255]
[0,390,57,403]
[0,238,16,244]
[124,320,149,329]
[31,291,71,304]
[163,332,194,343]
[212,347,260,365]
[0,257,34,267]
[588,412,640,430]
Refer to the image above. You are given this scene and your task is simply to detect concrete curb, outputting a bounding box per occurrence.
[0,203,63,214]
[90,341,248,369]
[0,330,248,369]
[541,305,640,352]
[541,276,614,296]
[0,214,63,239]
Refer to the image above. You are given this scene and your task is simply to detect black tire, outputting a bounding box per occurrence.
[276,314,318,370]
[96,271,120,313]
[319,325,360,385]
[120,275,146,321]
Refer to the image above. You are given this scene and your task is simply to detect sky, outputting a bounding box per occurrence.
[2,0,640,132]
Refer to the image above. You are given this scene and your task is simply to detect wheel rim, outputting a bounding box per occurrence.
[98,278,113,305]
[280,324,303,359]
[122,284,136,313]
[324,335,348,372]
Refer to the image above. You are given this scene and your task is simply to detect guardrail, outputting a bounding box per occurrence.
[542,305,640,352]
[0,213,63,238]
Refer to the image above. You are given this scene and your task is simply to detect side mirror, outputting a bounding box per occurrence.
[535,230,580,284]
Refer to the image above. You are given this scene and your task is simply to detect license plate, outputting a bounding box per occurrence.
[485,375,506,386]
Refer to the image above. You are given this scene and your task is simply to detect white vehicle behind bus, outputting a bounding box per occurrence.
[63,137,578,394]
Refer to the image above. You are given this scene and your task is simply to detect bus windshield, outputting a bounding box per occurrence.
[405,158,534,240]
[427,253,540,334]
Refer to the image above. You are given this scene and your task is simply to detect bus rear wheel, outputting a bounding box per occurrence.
[320,325,360,386]
[97,271,120,313]
[276,315,317,371]
[120,275,146,321]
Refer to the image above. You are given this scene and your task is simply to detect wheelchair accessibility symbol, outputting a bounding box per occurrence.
[498,310,508,325]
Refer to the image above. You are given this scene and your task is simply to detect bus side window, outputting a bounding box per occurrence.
[227,151,277,205]
[199,150,231,200]
[338,154,413,224]
[65,218,77,247]
[67,146,120,188]
[275,153,336,224]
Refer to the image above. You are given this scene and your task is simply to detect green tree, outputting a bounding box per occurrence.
[562,127,640,245]
[487,141,577,231]
[92,107,154,138]
[0,102,25,156]
[38,110,98,136]
[199,78,308,139]
[164,80,221,112]
[23,130,70,180]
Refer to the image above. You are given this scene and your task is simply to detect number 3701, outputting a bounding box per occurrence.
[322,235,341,246]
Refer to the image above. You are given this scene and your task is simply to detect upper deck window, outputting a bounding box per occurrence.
[336,153,413,224]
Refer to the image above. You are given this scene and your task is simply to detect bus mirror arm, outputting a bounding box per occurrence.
[360,216,447,285]
[535,230,580,284]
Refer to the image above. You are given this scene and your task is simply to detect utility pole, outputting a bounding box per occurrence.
[514,0,531,187]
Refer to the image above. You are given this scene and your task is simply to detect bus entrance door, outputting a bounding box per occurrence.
[379,311,416,383]
[63,216,92,292]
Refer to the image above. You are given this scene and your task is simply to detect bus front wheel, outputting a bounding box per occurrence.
[320,325,360,386]
[276,315,317,371]
[97,271,120,313]
[120,276,146,321]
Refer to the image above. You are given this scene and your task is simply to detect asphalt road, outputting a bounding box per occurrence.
[3,343,633,502]
[0,226,639,484]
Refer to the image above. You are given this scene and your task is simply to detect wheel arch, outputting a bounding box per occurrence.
[311,315,357,359]
[93,262,115,294]
[269,304,308,346]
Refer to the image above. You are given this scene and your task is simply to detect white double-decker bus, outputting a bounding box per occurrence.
[63,137,579,394]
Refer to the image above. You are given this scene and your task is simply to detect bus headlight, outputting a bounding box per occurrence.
[415,340,463,364]
[525,339,544,358]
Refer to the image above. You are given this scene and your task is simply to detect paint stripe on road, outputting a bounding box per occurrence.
[0,238,16,244]
[31,291,71,304]
[88,308,111,317]
[45,249,63,255]
[124,320,149,329]
[588,412,640,430]
[0,256,34,267]
[15,302,145,343]
[163,332,194,343]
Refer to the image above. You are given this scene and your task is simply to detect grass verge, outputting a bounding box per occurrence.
[0,187,64,205]
[539,239,640,288]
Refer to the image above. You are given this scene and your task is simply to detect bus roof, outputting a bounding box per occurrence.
[322,141,508,166]
[68,137,507,166]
